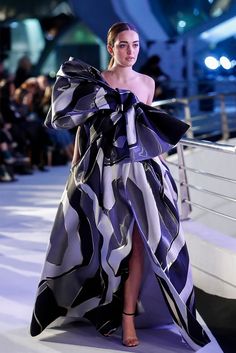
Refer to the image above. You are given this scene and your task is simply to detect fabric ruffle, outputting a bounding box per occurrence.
[45,57,189,162]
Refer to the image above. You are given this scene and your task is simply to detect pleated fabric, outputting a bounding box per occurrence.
[30,58,210,350]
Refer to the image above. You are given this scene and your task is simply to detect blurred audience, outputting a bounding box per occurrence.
[0,65,75,183]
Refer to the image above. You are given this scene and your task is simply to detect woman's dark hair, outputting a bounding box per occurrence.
[107,22,138,69]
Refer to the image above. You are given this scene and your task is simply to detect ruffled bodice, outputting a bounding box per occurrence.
[45,57,189,164]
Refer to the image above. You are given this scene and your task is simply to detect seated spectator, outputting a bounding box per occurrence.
[0,116,32,175]
[36,75,75,165]
[10,85,49,171]
[14,55,33,88]
[0,116,17,182]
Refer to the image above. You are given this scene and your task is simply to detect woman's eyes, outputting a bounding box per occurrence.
[119,43,139,48]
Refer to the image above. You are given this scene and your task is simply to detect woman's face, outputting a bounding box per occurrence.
[108,30,140,67]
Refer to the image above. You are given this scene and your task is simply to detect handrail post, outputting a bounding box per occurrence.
[182,99,194,138]
[177,143,192,220]
[219,94,229,140]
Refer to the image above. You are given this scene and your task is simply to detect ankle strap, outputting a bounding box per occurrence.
[123,311,135,316]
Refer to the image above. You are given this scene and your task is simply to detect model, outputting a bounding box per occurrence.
[30,22,210,350]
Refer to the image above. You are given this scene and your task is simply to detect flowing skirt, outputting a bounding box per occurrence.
[30,150,210,350]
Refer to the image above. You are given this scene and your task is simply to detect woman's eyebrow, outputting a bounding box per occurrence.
[119,40,139,44]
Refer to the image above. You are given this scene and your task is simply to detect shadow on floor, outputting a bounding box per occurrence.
[195,287,236,353]
[39,320,193,353]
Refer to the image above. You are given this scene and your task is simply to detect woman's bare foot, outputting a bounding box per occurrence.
[122,312,139,347]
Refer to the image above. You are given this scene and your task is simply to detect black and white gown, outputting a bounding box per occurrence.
[30,58,210,350]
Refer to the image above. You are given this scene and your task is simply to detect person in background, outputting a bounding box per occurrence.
[140,54,171,101]
[14,55,33,88]
[0,114,17,182]
[36,75,75,165]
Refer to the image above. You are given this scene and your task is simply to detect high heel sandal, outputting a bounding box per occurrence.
[122,312,139,347]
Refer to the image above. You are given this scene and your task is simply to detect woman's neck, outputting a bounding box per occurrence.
[109,65,136,83]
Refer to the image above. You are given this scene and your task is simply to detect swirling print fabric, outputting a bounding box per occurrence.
[30,58,210,350]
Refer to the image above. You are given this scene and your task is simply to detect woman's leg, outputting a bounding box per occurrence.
[122,223,144,346]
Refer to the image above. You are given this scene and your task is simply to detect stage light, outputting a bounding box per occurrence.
[230,60,236,67]
[204,56,219,70]
[219,56,231,70]
[178,20,186,28]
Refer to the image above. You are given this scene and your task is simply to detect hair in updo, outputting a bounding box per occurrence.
[107,22,138,69]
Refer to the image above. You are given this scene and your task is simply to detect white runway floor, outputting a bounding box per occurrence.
[0,166,223,353]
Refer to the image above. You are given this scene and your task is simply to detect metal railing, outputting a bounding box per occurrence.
[152,92,236,140]
[167,137,236,221]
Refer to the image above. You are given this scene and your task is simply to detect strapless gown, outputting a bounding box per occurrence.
[30,58,210,350]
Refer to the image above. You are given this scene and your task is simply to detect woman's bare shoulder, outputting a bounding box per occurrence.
[137,72,155,86]
[136,72,155,104]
